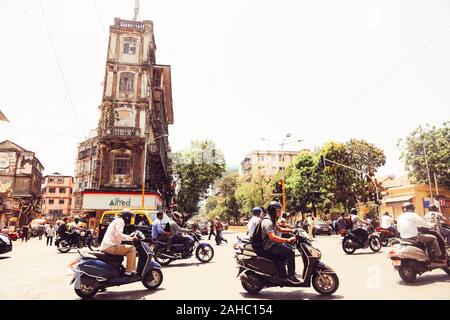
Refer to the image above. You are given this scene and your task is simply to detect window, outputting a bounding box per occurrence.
[113,155,131,175]
[119,72,135,91]
[59,199,65,205]
[48,188,56,193]
[49,178,54,183]
[114,108,134,127]
[59,188,66,194]
[258,155,265,162]
[279,155,284,161]
[271,155,276,162]
[123,37,137,55]
[57,178,64,184]
[49,199,54,204]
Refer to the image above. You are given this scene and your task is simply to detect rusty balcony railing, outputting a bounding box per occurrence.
[105,127,141,137]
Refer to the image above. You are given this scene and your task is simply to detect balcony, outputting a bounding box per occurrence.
[104,127,141,137]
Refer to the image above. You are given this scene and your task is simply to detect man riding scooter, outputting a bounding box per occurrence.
[381,212,400,238]
[397,202,445,263]
[350,208,371,245]
[424,205,450,246]
[259,201,300,284]
[98,209,138,276]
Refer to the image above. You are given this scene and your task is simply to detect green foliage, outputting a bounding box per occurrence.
[398,122,450,189]
[172,140,226,214]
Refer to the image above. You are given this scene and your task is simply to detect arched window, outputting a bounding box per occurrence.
[119,72,135,92]
[113,154,131,175]
[123,37,137,55]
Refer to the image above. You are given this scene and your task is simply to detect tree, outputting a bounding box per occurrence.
[172,141,226,214]
[398,122,450,189]
[216,174,240,223]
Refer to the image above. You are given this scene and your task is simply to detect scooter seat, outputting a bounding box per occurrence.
[88,251,124,264]
[237,235,251,243]
[399,238,418,246]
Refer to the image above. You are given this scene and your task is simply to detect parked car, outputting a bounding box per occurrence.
[313,219,332,235]
[0,233,12,254]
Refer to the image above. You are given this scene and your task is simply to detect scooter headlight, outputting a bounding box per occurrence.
[306,245,322,258]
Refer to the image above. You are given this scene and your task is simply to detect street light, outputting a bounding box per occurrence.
[142,133,169,208]
[260,134,304,211]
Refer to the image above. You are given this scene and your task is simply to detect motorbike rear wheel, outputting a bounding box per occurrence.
[312,272,339,296]
[241,273,264,294]
[369,237,382,252]
[399,263,417,283]
[142,269,163,290]
[87,237,100,251]
[342,238,356,254]
[195,244,214,263]
[57,240,71,253]
[74,276,99,299]
[154,248,173,266]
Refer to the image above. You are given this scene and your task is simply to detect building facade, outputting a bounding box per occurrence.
[0,140,44,228]
[240,150,304,178]
[42,173,73,220]
[73,17,174,225]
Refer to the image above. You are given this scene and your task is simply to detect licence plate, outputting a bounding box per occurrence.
[392,260,401,266]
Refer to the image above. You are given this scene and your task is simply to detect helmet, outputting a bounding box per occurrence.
[267,201,282,216]
[428,205,438,211]
[350,208,358,215]
[251,207,262,216]
[402,202,415,212]
[120,209,133,225]
[73,216,80,223]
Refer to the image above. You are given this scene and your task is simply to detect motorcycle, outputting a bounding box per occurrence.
[69,231,163,299]
[7,229,21,241]
[388,228,450,283]
[153,230,214,266]
[234,228,339,296]
[376,226,397,247]
[56,229,98,253]
[341,225,382,254]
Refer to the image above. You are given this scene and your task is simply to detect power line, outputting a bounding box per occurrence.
[38,0,86,137]
[324,23,450,122]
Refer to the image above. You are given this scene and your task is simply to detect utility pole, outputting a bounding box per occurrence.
[434,172,442,214]
[422,141,434,207]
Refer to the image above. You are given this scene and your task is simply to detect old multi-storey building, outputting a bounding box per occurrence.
[73,17,174,224]
[240,150,306,178]
[0,140,44,228]
[42,173,73,220]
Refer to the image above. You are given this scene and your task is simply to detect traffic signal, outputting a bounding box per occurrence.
[319,155,326,169]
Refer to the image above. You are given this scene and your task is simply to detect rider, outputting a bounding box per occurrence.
[424,205,450,246]
[152,211,171,243]
[381,212,400,238]
[260,201,300,284]
[98,209,138,276]
[166,212,192,253]
[349,208,371,245]
[68,217,81,246]
[397,202,445,263]
[247,207,262,239]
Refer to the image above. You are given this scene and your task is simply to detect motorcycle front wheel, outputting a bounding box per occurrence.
[57,240,71,253]
[87,238,100,251]
[142,269,163,290]
[342,238,356,254]
[369,237,382,252]
[195,244,214,263]
[312,272,339,296]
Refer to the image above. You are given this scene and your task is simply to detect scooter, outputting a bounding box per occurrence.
[341,225,382,254]
[153,230,214,265]
[388,228,450,283]
[234,228,339,296]
[69,231,163,299]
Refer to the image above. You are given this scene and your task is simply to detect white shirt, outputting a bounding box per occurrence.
[247,216,261,238]
[381,215,393,229]
[351,214,365,231]
[99,218,133,251]
[397,211,433,239]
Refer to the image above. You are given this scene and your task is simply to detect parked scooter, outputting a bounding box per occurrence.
[341,225,382,254]
[69,231,163,299]
[153,229,214,265]
[388,228,450,283]
[234,228,339,296]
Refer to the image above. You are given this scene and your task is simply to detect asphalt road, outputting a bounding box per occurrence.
[0,232,449,300]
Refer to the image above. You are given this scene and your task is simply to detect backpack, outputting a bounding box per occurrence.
[251,217,271,253]
[164,222,171,232]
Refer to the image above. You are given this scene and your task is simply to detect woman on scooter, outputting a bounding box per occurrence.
[260,201,300,284]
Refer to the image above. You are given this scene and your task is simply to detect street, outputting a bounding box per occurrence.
[0,231,449,300]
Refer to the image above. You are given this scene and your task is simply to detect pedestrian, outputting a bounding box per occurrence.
[306,213,315,239]
[214,216,228,245]
[38,224,45,240]
[22,224,29,242]
[45,224,55,246]
[208,221,215,240]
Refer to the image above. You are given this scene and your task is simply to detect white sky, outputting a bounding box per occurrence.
[0,0,449,177]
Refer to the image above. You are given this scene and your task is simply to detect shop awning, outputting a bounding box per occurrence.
[383,194,414,204]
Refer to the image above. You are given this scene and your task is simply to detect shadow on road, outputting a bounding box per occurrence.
[346,251,385,256]
[87,288,166,300]
[397,273,450,286]
[0,256,11,260]
[240,290,344,300]
[163,261,216,268]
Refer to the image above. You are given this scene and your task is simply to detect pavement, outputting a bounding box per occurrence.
[0,232,449,300]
